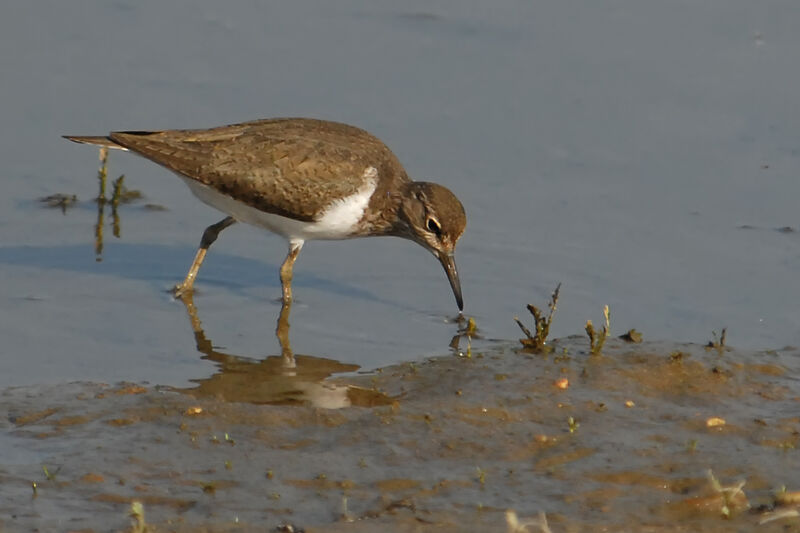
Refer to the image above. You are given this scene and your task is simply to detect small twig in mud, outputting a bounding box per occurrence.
[585,305,610,355]
[707,469,749,518]
[506,509,552,533]
[515,283,561,353]
[41,464,59,481]
[476,466,487,486]
[129,501,147,533]
[567,416,579,434]
[341,495,355,522]
[706,328,727,352]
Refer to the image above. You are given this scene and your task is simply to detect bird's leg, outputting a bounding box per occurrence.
[276,298,295,365]
[279,241,303,303]
[173,216,236,296]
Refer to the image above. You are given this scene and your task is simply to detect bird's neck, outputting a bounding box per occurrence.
[356,179,413,238]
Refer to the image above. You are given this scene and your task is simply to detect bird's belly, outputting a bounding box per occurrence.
[178,176,375,242]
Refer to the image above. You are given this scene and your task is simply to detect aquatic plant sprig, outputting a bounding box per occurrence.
[585,305,610,355]
[515,283,561,353]
[129,501,147,533]
[707,469,748,518]
[506,509,553,533]
[38,193,78,214]
[706,328,728,353]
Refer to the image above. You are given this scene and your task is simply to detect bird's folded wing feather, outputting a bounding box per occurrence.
[108,118,405,221]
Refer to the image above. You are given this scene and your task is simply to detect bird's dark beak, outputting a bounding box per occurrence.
[437,251,463,311]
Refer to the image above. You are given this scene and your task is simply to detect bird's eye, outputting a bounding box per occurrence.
[426,217,441,235]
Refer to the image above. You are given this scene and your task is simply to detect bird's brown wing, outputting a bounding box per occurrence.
[105,118,408,221]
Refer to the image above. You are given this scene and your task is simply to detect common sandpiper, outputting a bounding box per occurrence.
[65,118,466,310]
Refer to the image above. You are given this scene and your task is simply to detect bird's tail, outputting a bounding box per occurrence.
[62,135,129,150]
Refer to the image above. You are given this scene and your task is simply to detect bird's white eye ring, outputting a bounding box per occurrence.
[426,217,441,235]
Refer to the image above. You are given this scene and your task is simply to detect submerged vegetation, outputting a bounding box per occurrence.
[585,304,610,355]
[515,283,561,353]
[706,327,728,353]
[38,193,77,214]
[94,147,144,258]
[39,146,153,261]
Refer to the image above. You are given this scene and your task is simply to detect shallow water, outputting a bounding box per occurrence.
[2,331,799,531]
[2,1,800,387]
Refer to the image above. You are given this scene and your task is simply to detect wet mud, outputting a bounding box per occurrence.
[2,324,799,532]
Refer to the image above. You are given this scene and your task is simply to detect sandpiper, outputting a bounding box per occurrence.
[65,118,466,310]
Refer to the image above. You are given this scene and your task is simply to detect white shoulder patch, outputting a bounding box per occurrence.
[314,166,379,235]
[178,166,380,242]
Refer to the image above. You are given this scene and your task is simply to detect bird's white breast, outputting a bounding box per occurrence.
[178,166,378,244]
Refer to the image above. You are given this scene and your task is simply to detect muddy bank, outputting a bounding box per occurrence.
[2,335,799,532]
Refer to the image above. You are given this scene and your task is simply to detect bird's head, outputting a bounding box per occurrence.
[398,182,466,311]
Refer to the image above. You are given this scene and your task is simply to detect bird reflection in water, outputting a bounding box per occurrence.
[175,294,393,408]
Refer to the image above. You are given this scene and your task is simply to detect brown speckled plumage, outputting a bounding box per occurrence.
[65,117,467,309]
[109,118,409,227]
